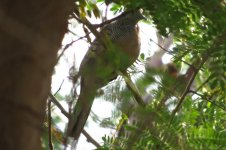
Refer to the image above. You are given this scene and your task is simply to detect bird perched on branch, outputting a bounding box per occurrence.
[67,10,145,140]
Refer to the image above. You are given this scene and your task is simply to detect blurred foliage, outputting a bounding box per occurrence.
[42,122,64,150]
[93,0,225,149]
[46,0,226,149]
[42,113,65,150]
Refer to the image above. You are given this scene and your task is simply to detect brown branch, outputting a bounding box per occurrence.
[49,93,69,118]
[82,130,101,148]
[48,93,101,148]
[118,71,146,107]
[157,64,195,110]
[48,99,53,150]
[72,13,104,43]
[170,62,200,124]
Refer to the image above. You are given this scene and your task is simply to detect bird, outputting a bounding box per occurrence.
[67,10,145,140]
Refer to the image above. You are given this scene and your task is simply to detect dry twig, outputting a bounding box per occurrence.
[48,99,53,150]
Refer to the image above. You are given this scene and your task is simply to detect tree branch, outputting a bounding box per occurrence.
[195,75,211,92]
[149,37,193,67]
[118,71,146,107]
[54,80,65,96]
[47,99,53,150]
[170,31,226,124]
[170,61,200,124]
[57,32,91,62]
[189,90,226,111]
[48,93,101,148]
[82,130,101,148]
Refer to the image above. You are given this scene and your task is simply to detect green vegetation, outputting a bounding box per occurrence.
[46,0,226,149]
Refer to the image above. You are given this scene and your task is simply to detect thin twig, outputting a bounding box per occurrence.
[54,80,65,96]
[103,5,108,21]
[149,36,172,54]
[68,29,79,36]
[49,93,69,118]
[146,32,194,69]
[189,90,226,111]
[48,93,101,148]
[195,75,211,92]
[48,99,53,150]
[149,37,193,67]
[57,33,91,62]
[82,25,92,44]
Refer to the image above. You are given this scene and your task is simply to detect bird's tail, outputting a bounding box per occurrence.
[67,83,96,140]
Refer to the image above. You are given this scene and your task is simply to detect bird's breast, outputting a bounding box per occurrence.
[114,25,141,65]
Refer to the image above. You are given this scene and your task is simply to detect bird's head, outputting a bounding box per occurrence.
[123,9,145,24]
[114,9,145,26]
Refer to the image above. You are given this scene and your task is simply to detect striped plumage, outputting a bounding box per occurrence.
[104,11,144,40]
[68,10,144,140]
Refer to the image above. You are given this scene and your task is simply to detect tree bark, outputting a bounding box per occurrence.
[0,0,72,149]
